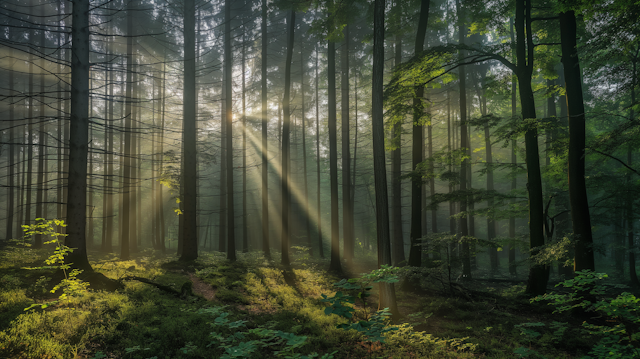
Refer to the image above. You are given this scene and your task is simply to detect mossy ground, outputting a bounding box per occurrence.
[0,246,589,358]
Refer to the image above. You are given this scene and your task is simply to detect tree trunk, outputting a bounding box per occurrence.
[328,37,342,273]
[559,10,595,273]
[242,14,248,253]
[316,42,324,258]
[121,1,134,260]
[509,17,517,277]
[65,0,92,271]
[408,0,431,269]
[392,33,405,266]
[456,0,471,279]
[514,0,546,295]
[281,10,295,267]
[261,0,270,258]
[301,49,311,254]
[180,0,198,261]
[225,0,236,261]
[372,0,398,316]
[342,25,354,266]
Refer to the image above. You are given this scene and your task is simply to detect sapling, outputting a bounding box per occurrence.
[22,219,89,310]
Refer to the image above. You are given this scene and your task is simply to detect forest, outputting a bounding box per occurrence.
[0,0,639,357]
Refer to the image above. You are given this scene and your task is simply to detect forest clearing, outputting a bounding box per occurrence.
[1,0,640,357]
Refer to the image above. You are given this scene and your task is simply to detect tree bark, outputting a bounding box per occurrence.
[281,10,295,267]
[180,0,198,261]
[372,0,399,316]
[328,38,342,273]
[408,0,431,269]
[456,0,471,279]
[392,33,405,266]
[225,0,236,261]
[261,0,270,258]
[559,10,595,273]
[65,0,92,271]
[342,25,354,266]
[316,43,324,258]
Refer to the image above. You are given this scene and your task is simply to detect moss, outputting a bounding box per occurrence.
[215,288,249,304]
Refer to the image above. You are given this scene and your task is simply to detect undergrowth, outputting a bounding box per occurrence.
[0,243,603,359]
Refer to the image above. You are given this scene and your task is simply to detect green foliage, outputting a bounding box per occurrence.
[515,271,640,358]
[21,219,89,311]
[200,306,334,359]
[320,265,400,344]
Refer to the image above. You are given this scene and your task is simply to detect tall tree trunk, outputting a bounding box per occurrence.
[281,10,295,267]
[121,1,135,260]
[301,49,312,254]
[509,17,517,276]
[219,77,227,252]
[6,27,15,241]
[26,26,35,246]
[242,14,248,253]
[129,48,138,253]
[456,0,471,279]
[392,33,405,266]
[372,0,398,316]
[341,25,354,265]
[328,37,342,273]
[158,61,167,252]
[65,0,92,271]
[315,43,324,258]
[180,0,198,261]
[627,52,638,286]
[514,0,546,295]
[261,0,270,258]
[408,0,431,268]
[35,8,47,245]
[559,10,595,273]
[225,0,236,261]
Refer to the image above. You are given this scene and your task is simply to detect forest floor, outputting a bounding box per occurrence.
[0,245,625,359]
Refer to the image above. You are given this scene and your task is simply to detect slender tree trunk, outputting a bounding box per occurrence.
[328,37,342,273]
[408,0,431,268]
[559,10,595,273]
[158,61,167,252]
[514,0,546,295]
[35,9,47,246]
[281,10,295,266]
[373,0,398,316]
[6,28,15,241]
[121,1,135,260]
[261,0,270,258]
[242,15,248,253]
[301,49,311,254]
[509,17,517,276]
[130,64,139,253]
[26,27,35,246]
[219,78,227,253]
[65,0,92,271]
[341,25,354,265]
[316,43,324,258]
[456,0,471,279]
[225,0,236,261]
[180,0,198,261]
[392,33,405,266]
[627,52,638,286]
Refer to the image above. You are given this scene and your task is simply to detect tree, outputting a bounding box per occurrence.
[327,8,342,273]
[225,0,236,261]
[558,8,594,273]
[180,0,198,261]
[65,0,92,272]
[408,0,431,269]
[261,0,270,258]
[281,9,296,267]
[342,25,354,266]
[372,0,398,316]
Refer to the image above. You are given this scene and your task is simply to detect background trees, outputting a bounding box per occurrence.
[0,0,638,294]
